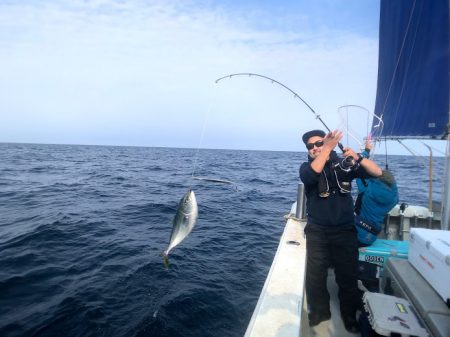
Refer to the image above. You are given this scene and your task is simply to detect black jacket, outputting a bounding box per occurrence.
[299,151,370,227]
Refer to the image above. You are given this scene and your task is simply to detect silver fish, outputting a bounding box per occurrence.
[162,188,198,268]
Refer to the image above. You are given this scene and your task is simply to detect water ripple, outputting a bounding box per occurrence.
[0,143,444,337]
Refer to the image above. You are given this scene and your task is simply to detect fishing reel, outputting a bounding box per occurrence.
[335,142,361,172]
[334,156,359,172]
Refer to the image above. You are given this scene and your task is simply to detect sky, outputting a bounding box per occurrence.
[0,0,447,156]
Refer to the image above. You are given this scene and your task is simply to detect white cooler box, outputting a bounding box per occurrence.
[408,228,450,305]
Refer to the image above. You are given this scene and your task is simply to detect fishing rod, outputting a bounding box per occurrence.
[215,72,347,153]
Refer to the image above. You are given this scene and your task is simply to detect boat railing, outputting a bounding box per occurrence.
[244,184,307,337]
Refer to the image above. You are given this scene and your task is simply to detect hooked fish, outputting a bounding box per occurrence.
[162,188,198,269]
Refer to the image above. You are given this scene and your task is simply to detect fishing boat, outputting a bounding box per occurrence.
[244,0,450,336]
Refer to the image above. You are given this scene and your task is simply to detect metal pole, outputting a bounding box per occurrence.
[441,134,450,230]
[295,183,306,219]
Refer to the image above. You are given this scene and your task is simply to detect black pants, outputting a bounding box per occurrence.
[305,223,361,324]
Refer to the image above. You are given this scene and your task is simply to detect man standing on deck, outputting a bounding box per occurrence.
[299,129,382,333]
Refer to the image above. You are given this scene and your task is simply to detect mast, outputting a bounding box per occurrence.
[443,134,450,230]
[441,0,450,231]
[441,1,450,230]
[442,0,450,230]
[373,0,450,230]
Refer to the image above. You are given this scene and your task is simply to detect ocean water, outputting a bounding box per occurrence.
[0,143,445,337]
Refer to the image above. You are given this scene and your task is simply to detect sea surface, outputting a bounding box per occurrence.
[0,143,445,337]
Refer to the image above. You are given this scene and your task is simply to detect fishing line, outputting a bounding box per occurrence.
[190,84,218,180]
[216,73,347,153]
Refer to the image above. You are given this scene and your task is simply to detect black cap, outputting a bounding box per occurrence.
[302,129,326,144]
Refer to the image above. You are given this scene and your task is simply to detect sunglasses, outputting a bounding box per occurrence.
[306,140,324,150]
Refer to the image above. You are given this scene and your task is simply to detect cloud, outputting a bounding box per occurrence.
[0,0,381,151]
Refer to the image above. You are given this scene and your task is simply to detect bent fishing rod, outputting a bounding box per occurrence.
[215,72,347,153]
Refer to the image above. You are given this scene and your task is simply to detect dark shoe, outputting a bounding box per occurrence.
[308,312,331,327]
[342,315,360,333]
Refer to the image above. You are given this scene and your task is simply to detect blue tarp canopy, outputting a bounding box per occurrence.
[373,0,449,139]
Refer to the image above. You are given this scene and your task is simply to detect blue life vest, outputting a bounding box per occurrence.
[355,170,399,245]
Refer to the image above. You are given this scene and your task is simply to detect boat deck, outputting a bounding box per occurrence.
[306,269,361,337]
[244,213,363,337]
